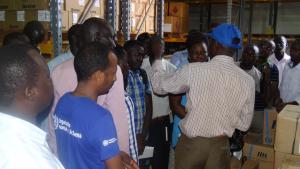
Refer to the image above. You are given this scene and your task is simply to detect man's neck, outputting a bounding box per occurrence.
[275,52,284,61]
[73,82,98,101]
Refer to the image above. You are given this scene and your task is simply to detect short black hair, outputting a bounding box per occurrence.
[137,32,151,44]
[114,45,127,61]
[68,24,82,45]
[150,35,164,44]
[0,44,40,107]
[74,42,112,81]
[258,40,273,48]
[124,40,143,53]
[186,32,207,51]
[81,17,114,45]
[23,21,45,46]
[3,32,30,46]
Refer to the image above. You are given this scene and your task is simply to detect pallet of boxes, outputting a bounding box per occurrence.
[241,105,300,169]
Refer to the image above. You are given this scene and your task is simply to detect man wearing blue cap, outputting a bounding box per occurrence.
[149,23,255,169]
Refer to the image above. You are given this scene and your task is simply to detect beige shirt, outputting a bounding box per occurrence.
[150,55,255,138]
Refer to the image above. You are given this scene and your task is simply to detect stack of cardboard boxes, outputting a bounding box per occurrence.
[0,0,51,32]
[164,2,189,33]
[130,0,155,34]
[241,105,300,169]
[274,105,300,169]
[62,0,104,32]
[0,0,104,34]
[241,108,278,169]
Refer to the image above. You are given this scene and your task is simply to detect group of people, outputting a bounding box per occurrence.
[0,17,299,169]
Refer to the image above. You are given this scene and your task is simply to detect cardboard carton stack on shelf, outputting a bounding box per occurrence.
[0,0,51,32]
[130,0,155,34]
[164,2,189,34]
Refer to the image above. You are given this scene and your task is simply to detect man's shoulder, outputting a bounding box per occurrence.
[51,58,74,76]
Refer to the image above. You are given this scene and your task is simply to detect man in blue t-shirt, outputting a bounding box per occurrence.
[54,42,138,169]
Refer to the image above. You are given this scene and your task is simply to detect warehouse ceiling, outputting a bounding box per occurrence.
[167,0,300,4]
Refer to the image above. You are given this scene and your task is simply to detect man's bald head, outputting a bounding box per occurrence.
[80,17,115,48]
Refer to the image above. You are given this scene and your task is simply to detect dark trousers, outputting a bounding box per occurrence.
[140,115,171,169]
[175,134,231,169]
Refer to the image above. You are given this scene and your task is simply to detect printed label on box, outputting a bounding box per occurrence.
[17,11,25,22]
[0,11,5,21]
[38,10,45,21]
[72,12,78,24]
[79,0,85,6]
[45,11,50,21]
[94,0,100,7]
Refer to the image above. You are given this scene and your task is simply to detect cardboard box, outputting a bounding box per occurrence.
[25,10,51,30]
[15,0,49,10]
[244,132,263,144]
[242,160,259,169]
[65,0,85,11]
[243,143,275,162]
[275,151,300,169]
[61,11,69,32]
[231,157,242,169]
[169,2,189,18]
[164,16,180,33]
[131,16,146,33]
[1,10,24,31]
[178,17,189,33]
[69,10,80,26]
[263,108,277,146]
[275,105,300,155]
[259,161,274,169]
[0,0,15,10]
[145,16,155,33]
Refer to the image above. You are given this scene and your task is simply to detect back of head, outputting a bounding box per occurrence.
[137,32,151,44]
[81,17,114,47]
[3,32,30,46]
[124,40,142,53]
[114,45,127,61]
[74,42,112,82]
[186,31,207,51]
[0,44,40,108]
[68,24,82,55]
[23,21,45,47]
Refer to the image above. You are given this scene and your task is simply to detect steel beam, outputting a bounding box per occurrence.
[50,0,62,57]
[157,0,164,38]
[121,0,131,41]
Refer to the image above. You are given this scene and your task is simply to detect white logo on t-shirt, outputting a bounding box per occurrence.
[102,138,117,146]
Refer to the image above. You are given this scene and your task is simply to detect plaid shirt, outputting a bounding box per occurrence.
[125,93,138,162]
[126,69,151,134]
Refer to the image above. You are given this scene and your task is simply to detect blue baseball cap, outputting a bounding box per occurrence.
[208,23,242,49]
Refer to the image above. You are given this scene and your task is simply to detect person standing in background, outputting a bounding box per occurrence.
[142,36,177,169]
[268,36,291,86]
[48,18,129,155]
[276,40,300,112]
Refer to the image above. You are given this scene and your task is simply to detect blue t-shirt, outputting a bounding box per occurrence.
[54,93,120,169]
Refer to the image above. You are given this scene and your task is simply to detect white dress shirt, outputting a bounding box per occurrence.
[142,58,177,119]
[0,113,64,169]
[150,55,255,138]
[279,62,300,104]
[236,62,262,93]
[268,53,291,86]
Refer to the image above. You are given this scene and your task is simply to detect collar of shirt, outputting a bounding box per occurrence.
[268,53,290,64]
[129,69,141,75]
[288,61,300,70]
[0,112,47,142]
[210,55,235,65]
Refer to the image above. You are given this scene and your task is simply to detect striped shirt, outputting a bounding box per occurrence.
[124,93,138,162]
[126,69,151,134]
[150,55,255,138]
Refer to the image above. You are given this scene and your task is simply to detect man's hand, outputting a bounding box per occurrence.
[275,98,286,112]
[120,151,140,169]
[136,134,145,155]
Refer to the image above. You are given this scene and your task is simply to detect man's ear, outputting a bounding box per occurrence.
[93,70,105,83]
[24,86,37,101]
